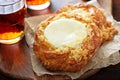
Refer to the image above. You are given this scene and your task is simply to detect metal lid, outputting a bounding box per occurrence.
[0,0,24,14]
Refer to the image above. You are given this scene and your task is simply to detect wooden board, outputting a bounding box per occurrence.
[0,38,35,80]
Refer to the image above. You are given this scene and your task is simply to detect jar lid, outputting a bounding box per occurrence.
[0,0,24,14]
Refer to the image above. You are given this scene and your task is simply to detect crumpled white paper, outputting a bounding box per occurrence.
[25,0,120,79]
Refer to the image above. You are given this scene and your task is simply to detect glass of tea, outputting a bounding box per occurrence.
[0,0,26,44]
[26,0,50,10]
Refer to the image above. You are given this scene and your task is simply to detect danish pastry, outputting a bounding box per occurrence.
[33,3,118,72]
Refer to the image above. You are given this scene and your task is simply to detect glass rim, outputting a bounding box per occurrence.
[0,0,24,6]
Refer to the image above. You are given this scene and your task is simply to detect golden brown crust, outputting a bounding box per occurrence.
[33,3,118,72]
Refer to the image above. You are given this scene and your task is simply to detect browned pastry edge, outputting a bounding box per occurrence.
[33,3,118,72]
[56,3,118,42]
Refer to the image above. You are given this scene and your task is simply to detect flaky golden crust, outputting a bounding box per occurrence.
[33,3,118,72]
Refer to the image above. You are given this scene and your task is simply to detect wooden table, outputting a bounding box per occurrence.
[0,0,120,80]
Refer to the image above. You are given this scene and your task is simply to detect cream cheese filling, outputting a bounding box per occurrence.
[44,18,87,48]
[70,9,91,21]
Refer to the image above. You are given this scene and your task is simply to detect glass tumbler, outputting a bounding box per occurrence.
[0,0,26,44]
[26,0,50,10]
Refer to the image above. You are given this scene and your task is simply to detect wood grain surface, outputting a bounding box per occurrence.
[113,0,120,20]
[0,38,35,80]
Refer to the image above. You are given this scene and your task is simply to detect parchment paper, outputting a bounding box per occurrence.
[25,0,120,79]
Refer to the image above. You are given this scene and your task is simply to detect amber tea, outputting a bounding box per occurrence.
[0,0,26,44]
[26,0,50,10]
